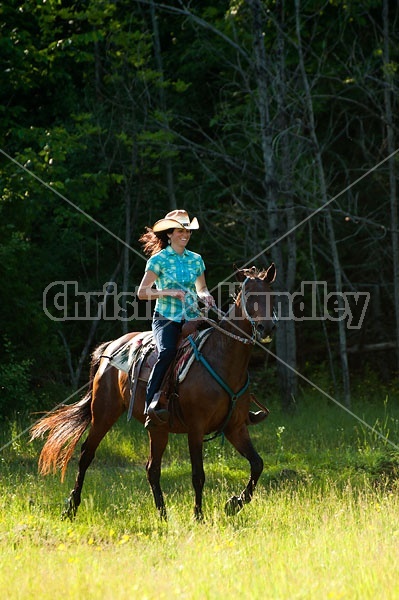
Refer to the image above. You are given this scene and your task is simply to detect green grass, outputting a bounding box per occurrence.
[2,394,399,599]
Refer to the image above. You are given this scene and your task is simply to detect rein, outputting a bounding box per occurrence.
[198,310,255,345]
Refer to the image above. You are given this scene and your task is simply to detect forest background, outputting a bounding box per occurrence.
[1,0,399,420]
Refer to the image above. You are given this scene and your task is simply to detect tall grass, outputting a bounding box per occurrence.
[1,394,399,599]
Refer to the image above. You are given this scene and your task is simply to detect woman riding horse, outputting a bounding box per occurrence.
[30,228,277,520]
[137,209,216,428]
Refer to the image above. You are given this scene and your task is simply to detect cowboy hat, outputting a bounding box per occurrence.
[152,209,199,232]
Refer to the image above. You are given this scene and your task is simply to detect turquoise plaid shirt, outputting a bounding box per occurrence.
[145,245,206,322]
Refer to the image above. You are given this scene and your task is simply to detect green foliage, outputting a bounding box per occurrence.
[0,338,33,417]
[0,0,398,407]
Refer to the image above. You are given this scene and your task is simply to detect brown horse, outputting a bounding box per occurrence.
[31,264,276,520]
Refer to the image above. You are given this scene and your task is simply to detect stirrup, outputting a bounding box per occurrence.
[247,410,268,425]
[147,406,169,424]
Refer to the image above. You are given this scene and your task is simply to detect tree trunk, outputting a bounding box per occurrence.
[309,222,338,394]
[295,0,350,406]
[122,182,132,335]
[275,0,298,409]
[150,0,177,210]
[248,0,297,410]
[382,0,399,370]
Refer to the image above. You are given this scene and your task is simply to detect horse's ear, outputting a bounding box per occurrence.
[233,263,246,282]
[261,263,276,283]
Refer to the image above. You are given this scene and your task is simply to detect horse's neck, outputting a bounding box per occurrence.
[222,302,252,340]
[213,303,253,374]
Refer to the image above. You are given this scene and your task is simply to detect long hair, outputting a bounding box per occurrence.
[139,227,174,257]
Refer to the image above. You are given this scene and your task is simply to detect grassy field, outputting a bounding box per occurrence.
[1,393,399,599]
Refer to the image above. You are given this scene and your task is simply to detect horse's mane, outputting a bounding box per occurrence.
[239,266,264,278]
[231,264,274,304]
[234,265,272,281]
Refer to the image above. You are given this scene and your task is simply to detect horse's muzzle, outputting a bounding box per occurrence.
[256,309,278,344]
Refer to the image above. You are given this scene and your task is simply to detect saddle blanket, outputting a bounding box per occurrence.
[108,328,213,383]
[108,331,154,373]
[175,329,212,384]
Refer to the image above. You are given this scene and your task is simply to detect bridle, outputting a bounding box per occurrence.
[199,276,278,345]
[240,276,278,344]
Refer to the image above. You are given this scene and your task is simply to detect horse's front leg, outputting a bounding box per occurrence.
[224,425,263,516]
[188,432,205,521]
[146,430,169,520]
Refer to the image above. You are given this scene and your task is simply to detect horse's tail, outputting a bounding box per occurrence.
[30,341,110,482]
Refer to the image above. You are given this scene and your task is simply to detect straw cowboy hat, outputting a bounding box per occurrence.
[152,209,199,232]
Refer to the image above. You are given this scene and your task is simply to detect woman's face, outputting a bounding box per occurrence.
[168,227,192,250]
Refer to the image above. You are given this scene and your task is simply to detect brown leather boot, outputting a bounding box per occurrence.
[144,391,169,429]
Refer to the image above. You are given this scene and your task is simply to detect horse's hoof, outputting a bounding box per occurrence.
[158,506,168,521]
[61,497,76,521]
[194,507,204,522]
[224,495,244,516]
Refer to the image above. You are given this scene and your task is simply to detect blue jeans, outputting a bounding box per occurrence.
[146,313,183,410]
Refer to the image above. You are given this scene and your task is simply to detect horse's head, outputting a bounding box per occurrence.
[234,263,277,343]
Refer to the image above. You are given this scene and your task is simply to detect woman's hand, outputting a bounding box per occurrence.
[198,290,216,308]
[195,273,216,309]
[167,289,186,302]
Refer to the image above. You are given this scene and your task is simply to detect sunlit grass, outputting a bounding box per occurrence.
[2,482,399,599]
[2,394,399,598]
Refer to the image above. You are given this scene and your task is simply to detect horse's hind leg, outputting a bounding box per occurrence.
[224,425,263,516]
[62,420,113,520]
[146,430,169,520]
[62,433,93,520]
[63,400,123,520]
